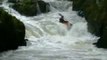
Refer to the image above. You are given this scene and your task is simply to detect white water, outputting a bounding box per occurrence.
[0,0,107,60]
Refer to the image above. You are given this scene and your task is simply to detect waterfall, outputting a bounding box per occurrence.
[0,0,107,60]
[36,1,41,15]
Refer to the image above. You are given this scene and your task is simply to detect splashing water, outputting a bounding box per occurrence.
[0,0,107,60]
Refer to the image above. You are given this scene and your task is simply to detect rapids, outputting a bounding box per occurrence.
[0,0,107,60]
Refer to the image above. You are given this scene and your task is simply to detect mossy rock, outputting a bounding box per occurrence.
[12,0,50,16]
[72,0,107,48]
[12,0,37,16]
[0,0,3,3]
[0,8,26,52]
[8,0,19,3]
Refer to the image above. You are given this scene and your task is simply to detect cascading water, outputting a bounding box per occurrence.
[36,1,41,15]
[0,0,107,60]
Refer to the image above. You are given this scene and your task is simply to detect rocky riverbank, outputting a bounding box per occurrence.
[72,0,107,48]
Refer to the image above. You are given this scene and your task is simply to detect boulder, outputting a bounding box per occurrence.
[0,8,26,52]
[38,1,50,13]
[72,0,107,48]
[11,0,50,16]
[8,0,19,3]
[0,0,3,4]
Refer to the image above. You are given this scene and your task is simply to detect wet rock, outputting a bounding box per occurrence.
[68,0,73,1]
[72,0,107,48]
[0,0,3,4]
[11,0,50,16]
[77,10,85,17]
[0,8,26,52]
[8,0,19,3]
[38,1,50,13]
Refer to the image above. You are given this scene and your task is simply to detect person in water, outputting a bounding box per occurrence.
[59,13,72,29]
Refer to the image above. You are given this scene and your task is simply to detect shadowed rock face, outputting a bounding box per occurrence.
[8,0,18,3]
[72,0,107,48]
[0,8,26,52]
[9,0,50,16]
[0,0,3,4]
[68,0,73,1]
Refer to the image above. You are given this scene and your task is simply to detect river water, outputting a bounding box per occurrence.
[0,0,107,60]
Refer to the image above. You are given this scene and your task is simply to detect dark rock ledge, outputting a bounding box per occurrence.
[0,8,26,52]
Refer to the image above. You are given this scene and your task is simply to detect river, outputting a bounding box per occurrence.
[0,0,107,60]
